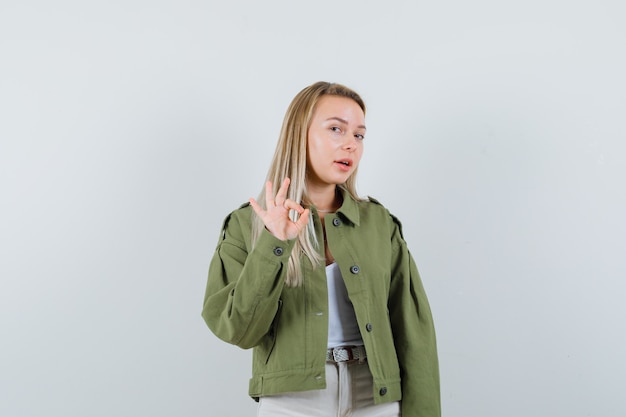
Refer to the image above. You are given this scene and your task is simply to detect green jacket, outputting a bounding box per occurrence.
[202,192,441,417]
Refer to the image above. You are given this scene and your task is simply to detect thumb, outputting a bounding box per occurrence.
[294,209,310,232]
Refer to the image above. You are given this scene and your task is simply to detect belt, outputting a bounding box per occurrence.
[326,346,367,363]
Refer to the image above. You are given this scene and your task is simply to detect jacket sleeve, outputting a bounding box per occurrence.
[388,214,441,417]
[201,208,295,349]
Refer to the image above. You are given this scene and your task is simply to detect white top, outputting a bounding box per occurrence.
[326,262,364,348]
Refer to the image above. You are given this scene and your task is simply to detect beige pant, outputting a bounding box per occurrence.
[257,362,401,417]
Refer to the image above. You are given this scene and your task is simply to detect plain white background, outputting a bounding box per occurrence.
[1,1,625,416]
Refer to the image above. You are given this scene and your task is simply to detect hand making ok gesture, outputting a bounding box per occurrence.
[249,178,310,241]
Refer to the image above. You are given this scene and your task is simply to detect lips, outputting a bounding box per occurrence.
[334,158,353,172]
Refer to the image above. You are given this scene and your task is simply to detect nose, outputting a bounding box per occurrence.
[343,136,357,152]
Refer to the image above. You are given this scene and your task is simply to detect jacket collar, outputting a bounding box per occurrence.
[335,188,360,226]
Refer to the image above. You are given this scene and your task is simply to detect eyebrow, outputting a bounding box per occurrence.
[325,117,367,130]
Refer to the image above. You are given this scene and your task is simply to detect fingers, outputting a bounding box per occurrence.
[250,196,309,241]
[251,177,310,240]
[253,178,294,213]
[264,178,290,207]
[283,198,304,214]
[264,177,291,208]
[274,177,290,207]
[294,208,310,232]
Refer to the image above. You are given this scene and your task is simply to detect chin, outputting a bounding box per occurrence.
[329,174,350,183]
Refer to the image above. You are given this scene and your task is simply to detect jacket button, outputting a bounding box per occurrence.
[332,218,341,226]
[350,265,360,274]
[366,323,373,332]
[273,247,284,256]
[379,387,387,396]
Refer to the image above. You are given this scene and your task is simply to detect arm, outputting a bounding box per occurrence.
[388,214,441,417]
[202,178,309,349]
[201,209,295,349]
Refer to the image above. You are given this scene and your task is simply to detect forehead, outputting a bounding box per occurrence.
[312,95,365,123]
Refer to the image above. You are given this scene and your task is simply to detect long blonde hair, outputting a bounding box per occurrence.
[251,81,366,287]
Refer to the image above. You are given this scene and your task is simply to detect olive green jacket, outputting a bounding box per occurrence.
[202,193,441,417]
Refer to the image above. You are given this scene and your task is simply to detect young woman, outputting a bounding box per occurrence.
[202,82,440,416]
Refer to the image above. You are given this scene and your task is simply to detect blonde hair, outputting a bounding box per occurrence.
[251,81,366,287]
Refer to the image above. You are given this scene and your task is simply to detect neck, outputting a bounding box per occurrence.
[308,184,340,212]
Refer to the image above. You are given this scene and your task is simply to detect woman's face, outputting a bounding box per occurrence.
[306,95,366,188]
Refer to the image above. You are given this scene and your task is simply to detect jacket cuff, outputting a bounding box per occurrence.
[254,227,296,262]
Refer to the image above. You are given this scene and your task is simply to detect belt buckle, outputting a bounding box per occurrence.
[332,346,355,362]
[333,347,345,362]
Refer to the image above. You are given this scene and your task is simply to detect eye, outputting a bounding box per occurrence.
[355,133,365,141]
[330,126,341,133]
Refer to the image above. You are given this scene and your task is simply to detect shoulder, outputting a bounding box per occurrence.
[232,201,252,218]
[360,195,388,212]
[361,196,396,219]
[218,202,253,241]
[362,196,404,238]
